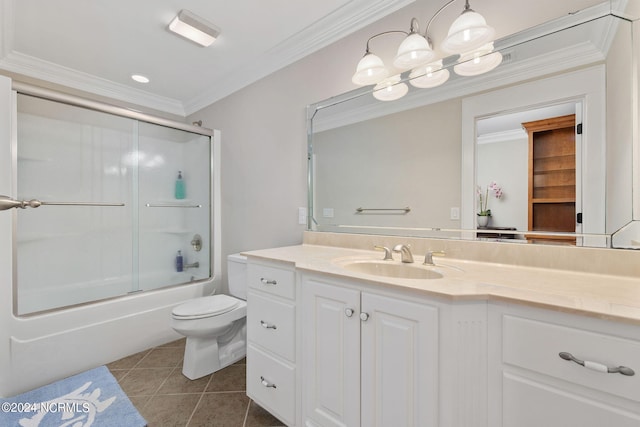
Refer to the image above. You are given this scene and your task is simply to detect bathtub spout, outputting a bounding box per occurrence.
[184,261,200,270]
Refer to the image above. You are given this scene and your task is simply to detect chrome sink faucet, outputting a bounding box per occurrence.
[374,245,394,260]
[393,244,414,263]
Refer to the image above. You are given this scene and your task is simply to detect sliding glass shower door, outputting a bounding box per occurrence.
[137,122,211,292]
[14,94,211,315]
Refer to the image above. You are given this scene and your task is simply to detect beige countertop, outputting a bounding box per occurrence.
[243,244,640,325]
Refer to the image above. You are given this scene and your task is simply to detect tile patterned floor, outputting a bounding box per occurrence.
[107,339,286,427]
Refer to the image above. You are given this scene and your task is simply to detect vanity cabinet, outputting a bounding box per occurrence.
[246,259,297,426]
[300,273,439,427]
[489,303,640,427]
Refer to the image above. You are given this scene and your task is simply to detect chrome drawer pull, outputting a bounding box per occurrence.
[260,320,277,330]
[260,376,277,388]
[559,352,635,376]
[260,278,277,285]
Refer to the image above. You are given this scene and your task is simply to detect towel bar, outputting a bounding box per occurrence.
[356,207,411,213]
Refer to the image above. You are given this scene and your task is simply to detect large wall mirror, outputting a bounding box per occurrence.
[307,0,640,249]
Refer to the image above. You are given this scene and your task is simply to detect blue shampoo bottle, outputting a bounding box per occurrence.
[176,250,183,272]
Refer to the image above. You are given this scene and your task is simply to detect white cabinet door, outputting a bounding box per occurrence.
[360,292,439,427]
[302,277,361,427]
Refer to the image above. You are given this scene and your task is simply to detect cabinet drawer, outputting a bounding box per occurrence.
[503,315,640,402]
[247,344,295,426]
[247,262,295,300]
[247,290,295,362]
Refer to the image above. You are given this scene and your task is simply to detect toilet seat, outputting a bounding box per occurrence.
[172,294,241,319]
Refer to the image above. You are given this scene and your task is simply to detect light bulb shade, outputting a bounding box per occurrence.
[454,43,503,76]
[440,9,495,54]
[372,75,408,101]
[409,60,450,88]
[352,53,388,85]
[393,33,435,70]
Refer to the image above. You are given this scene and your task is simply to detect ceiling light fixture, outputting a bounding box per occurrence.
[351,0,501,100]
[168,9,220,47]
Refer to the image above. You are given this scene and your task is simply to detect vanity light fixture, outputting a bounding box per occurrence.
[351,0,501,99]
[439,1,495,55]
[372,74,409,101]
[168,9,220,47]
[409,60,450,88]
[453,42,503,76]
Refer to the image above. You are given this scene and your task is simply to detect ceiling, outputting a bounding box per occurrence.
[0,0,614,117]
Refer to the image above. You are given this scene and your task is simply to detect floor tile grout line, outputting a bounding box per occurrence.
[138,364,180,411]
[184,390,207,427]
[242,399,251,427]
[109,341,277,427]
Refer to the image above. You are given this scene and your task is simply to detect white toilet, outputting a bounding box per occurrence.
[171,253,247,380]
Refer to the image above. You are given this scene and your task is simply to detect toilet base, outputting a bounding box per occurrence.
[181,322,247,380]
[182,336,220,380]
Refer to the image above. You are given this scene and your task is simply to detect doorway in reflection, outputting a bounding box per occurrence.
[476,101,582,243]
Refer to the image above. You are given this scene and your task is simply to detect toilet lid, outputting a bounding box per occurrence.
[172,294,240,318]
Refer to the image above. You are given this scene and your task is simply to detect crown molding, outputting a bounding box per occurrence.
[183,0,415,115]
[477,128,527,145]
[0,52,187,116]
[0,0,414,117]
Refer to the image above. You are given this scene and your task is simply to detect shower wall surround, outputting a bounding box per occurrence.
[15,94,212,314]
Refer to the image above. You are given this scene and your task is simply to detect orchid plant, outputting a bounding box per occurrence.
[477,181,503,216]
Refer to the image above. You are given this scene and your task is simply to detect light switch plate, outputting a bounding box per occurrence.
[450,207,460,220]
[323,208,334,218]
[298,207,307,225]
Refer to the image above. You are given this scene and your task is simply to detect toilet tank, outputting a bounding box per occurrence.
[227,253,247,300]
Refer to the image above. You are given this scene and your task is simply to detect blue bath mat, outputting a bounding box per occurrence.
[0,365,146,427]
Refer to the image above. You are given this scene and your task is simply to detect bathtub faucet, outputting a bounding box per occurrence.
[184,261,200,270]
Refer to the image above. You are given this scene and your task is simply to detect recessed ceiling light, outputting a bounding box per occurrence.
[131,74,150,83]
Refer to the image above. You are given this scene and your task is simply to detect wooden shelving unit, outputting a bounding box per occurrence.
[522,114,576,244]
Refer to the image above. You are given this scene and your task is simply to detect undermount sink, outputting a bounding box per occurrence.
[335,258,458,280]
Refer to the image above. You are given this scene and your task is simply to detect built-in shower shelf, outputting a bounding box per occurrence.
[17,231,91,243]
[145,199,202,208]
[141,228,195,235]
[17,155,52,162]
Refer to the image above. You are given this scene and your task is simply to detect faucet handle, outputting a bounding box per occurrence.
[423,250,445,266]
[374,245,394,260]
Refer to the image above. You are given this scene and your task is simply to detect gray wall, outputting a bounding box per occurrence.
[188,3,429,290]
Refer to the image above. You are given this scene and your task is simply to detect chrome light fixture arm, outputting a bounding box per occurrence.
[363,30,409,55]
[424,0,459,44]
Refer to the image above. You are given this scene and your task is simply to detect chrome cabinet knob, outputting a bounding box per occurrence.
[360,312,370,321]
[345,308,354,317]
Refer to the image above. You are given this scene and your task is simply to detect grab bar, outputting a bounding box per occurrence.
[356,207,411,213]
[0,195,124,211]
[145,203,202,208]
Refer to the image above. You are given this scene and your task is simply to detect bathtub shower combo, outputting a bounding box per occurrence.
[0,75,221,397]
